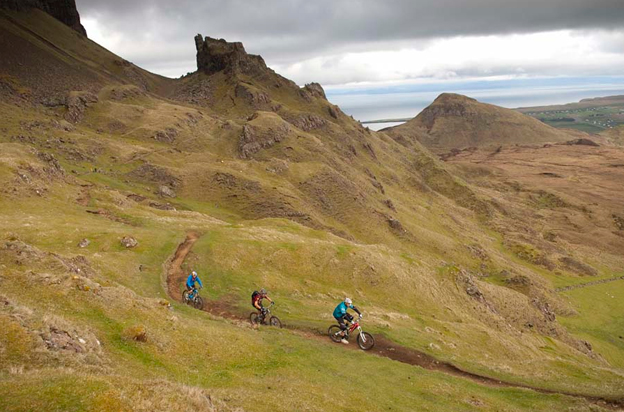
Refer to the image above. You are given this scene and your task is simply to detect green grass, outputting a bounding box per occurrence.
[559,280,624,369]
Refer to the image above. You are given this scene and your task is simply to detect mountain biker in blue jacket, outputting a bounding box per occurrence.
[333,298,361,344]
[185,271,203,299]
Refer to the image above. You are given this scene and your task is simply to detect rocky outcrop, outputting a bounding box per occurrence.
[64,91,98,123]
[290,113,327,131]
[0,0,87,36]
[563,138,599,147]
[238,112,291,159]
[303,83,327,100]
[195,34,269,76]
[235,83,271,107]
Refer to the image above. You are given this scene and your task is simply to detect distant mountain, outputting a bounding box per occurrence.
[385,93,575,153]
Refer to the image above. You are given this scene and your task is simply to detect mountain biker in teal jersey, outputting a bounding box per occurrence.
[185,271,203,299]
[333,298,361,344]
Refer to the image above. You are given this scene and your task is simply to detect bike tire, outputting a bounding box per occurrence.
[193,296,204,310]
[182,290,190,304]
[250,312,260,325]
[269,316,282,328]
[357,332,375,350]
[328,325,344,343]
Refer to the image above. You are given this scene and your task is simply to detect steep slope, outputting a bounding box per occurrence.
[387,93,576,153]
[0,6,174,104]
[1,4,624,411]
[0,0,86,35]
[601,125,624,146]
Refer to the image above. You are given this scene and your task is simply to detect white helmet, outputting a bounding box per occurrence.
[191,271,198,277]
[344,297,352,304]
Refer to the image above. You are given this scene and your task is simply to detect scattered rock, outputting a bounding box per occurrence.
[109,86,145,101]
[37,151,65,176]
[563,138,599,147]
[559,256,597,276]
[77,238,90,248]
[238,113,291,159]
[387,218,405,232]
[235,83,271,106]
[290,113,327,131]
[531,299,556,322]
[328,105,340,119]
[149,202,176,211]
[43,327,84,353]
[127,163,180,188]
[64,91,98,124]
[158,185,176,198]
[383,199,396,211]
[121,236,138,248]
[613,214,624,231]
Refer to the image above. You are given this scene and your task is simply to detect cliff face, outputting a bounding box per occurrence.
[0,0,87,36]
[194,34,268,76]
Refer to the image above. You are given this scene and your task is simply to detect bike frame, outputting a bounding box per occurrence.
[258,307,271,321]
[344,319,367,341]
[186,288,199,301]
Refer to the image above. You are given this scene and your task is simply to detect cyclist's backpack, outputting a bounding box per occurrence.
[251,290,260,303]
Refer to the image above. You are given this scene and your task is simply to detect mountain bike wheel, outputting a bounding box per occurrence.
[182,290,190,304]
[193,296,204,310]
[357,332,375,350]
[250,312,260,325]
[328,325,344,343]
[269,316,282,328]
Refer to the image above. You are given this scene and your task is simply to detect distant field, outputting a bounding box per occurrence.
[517,95,624,134]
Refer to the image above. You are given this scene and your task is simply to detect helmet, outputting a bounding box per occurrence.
[260,288,267,294]
[191,271,198,277]
[344,297,352,305]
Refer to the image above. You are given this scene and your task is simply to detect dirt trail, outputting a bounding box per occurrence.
[556,276,624,292]
[166,233,624,410]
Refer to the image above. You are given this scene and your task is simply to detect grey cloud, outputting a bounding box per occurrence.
[77,0,624,79]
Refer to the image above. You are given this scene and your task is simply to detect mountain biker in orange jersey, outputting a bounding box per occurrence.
[251,288,273,319]
[333,297,362,344]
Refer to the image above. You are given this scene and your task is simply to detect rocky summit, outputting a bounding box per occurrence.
[0,2,623,412]
[195,34,269,76]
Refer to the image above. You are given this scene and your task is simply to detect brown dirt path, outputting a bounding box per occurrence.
[165,232,624,410]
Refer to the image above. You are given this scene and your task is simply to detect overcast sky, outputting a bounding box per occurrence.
[79,1,624,119]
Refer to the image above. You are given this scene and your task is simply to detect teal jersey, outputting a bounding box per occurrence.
[333,302,352,319]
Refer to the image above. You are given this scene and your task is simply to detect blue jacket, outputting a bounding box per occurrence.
[186,274,203,289]
[333,302,360,319]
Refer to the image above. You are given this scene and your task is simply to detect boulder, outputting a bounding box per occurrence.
[121,236,138,248]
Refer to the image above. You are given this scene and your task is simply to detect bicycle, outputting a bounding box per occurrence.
[328,316,375,350]
[182,287,204,310]
[250,303,282,328]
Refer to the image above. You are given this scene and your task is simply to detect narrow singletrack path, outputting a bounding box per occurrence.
[165,232,624,410]
[556,275,624,293]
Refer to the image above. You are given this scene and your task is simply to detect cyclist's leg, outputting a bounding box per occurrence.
[337,316,348,334]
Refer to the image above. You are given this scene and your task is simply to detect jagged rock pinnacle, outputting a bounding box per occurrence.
[194,33,268,76]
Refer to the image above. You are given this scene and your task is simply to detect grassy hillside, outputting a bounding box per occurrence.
[0,7,623,411]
